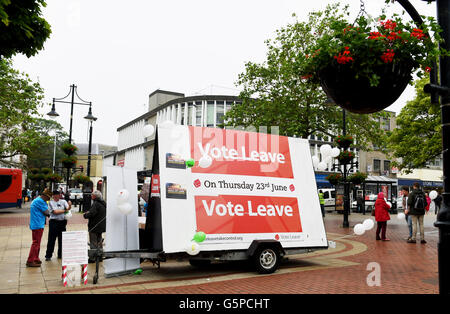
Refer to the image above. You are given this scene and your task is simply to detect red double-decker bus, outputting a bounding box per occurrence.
[0,168,22,209]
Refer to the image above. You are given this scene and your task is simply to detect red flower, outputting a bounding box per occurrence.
[369,32,385,40]
[381,49,395,63]
[380,19,397,30]
[425,66,431,73]
[411,28,426,39]
[334,47,354,64]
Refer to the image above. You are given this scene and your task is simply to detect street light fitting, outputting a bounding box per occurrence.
[84,104,97,121]
[47,102,59,119]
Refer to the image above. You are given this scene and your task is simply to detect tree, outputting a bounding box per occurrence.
[25,118,69,170]
[387,76,441,173]
[0,0,51,59]
[225,4,389,150]
[0,58,53,166]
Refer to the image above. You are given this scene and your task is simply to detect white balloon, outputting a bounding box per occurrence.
[397,212,406,220]
[429,190,438,200]
[199,155,213,168]
[159,120,175,129]
[186,241,200,255]
[317,161,327,171]
[324,156,332,164]
[320,144,332,157]
[117,189,130,204]
[312,155,320,167]
[331,147,341,158]
[143,124,155,138]
[118,202,133,215]
[362,219,374,230]
[354,223,366,235]
[386,201,392,208]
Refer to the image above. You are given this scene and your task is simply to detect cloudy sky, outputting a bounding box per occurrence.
[12,0,438,147]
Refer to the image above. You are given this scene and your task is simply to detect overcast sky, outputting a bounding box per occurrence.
[12,0,438,147]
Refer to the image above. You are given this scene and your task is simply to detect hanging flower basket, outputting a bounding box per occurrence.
[337,150,355,165]
[326,173,342,186]
[319,61,413,113]
[335,134,354,149]
[46,173,63,183]
[301,5,445,114]
[347,172,368,185]
[61,156,77,168]
[73,174,90,184]
[61,143,78,156]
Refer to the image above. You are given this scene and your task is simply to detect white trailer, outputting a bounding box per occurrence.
[91,126,328,283]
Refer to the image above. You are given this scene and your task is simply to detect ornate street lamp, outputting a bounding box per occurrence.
[47,84,93,198]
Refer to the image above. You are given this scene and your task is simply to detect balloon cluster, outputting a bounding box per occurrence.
[353,218,375,235]
[117,189,133,215]
[312,144,340,171]
[186,231,206,255]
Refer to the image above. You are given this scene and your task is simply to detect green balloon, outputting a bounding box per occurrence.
[134,268,143,275]
[186,159,195,168]
[193,231,206,243]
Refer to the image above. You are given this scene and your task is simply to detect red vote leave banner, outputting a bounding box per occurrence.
[189,126,293,178]
[195,195,302,234]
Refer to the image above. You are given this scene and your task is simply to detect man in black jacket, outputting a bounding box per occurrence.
[406,182,427,244]
[83,190,106,262]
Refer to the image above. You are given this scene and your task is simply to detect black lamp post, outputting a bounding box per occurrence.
[47,84,93,197]
[84,105,97,178]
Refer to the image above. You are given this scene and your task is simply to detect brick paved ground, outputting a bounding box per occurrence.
[0,204,441,294]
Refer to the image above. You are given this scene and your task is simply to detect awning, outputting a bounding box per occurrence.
[315,173,333,188]
[398,179,443,187]
[364,175,397,183]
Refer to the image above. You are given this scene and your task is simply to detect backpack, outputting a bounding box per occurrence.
[414,192,426,210]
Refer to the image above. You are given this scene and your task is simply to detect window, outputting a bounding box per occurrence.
[180,104,185,125]
[195,101,202,126]
[384,160,391,174]
[373,159,381,172]
[207,101,214,127]
[381,117,390,131]
[216,101,224,126]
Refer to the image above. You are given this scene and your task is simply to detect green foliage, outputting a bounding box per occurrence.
[302,3,446,87]
[73,174,90,184]
[25,118,69,170]
[46,173,62,183]
[61,156,77,168]
[387,77,441,173]
[225,4,389,150]
[326,173,342,185]
[0,0,51,58]
[61,143,78,156]
[347,172,368,185]
[0,59,54,167]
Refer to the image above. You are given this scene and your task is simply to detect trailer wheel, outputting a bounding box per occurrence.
[253,246,280,274]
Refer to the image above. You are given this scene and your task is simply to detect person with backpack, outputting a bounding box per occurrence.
[406,182,427,244]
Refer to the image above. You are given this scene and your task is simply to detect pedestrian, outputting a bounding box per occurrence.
[435,192,442,214]
[374,192,391,241]
[406,182,427,244]
[45,190,72,261]
[22,188,27,203]
[357,194,365,215]
[425,192,431,214]
[26,188,52,267]
[83,190,106,263]
[401,186,413,241]
[318,190,325,217]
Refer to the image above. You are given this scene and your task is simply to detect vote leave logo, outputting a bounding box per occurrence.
[193,179,201,188]
[189,126,293,178]
[195,195,302,234]
[289,184,295,192]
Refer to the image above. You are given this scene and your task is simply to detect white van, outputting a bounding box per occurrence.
[319,188,335,211]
